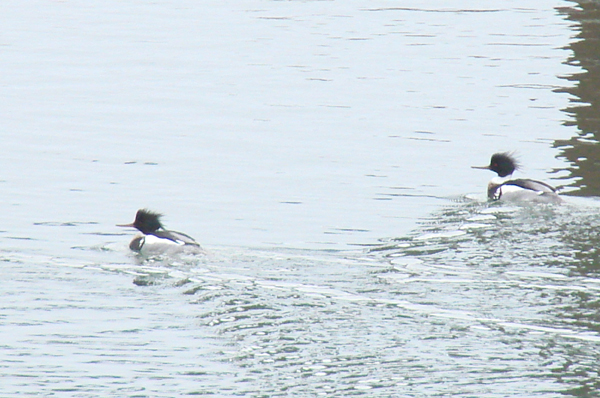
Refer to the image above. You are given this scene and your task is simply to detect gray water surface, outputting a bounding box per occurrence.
[2,1,600,397]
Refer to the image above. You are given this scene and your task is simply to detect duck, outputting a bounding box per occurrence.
[472,152,561,203]
[117,209,201,253]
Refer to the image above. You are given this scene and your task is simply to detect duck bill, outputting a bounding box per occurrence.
[116,222,135,228]
[471,165,490,170]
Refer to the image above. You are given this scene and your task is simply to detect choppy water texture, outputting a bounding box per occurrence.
[5,197,600,397]
[3,1,600,397]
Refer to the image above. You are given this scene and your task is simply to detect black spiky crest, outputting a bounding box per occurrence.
[488,152,520,177]
[133,209,164,234]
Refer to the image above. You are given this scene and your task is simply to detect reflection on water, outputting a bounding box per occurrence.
[371,196,600,396]
[555,1,600,196]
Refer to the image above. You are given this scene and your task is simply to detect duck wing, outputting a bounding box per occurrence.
[502,178,556,193]
[151,230,200,246]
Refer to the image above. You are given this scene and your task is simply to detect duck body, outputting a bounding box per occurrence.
[118,209,202,253]
[487,176,562,203]
[127,230,200,253]
[473,153,561,204]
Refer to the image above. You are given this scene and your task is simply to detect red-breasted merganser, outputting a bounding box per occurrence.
[472,153,561,203]
[117,209,201,252]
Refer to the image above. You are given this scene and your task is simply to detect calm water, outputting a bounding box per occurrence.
[2,0,600,396]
